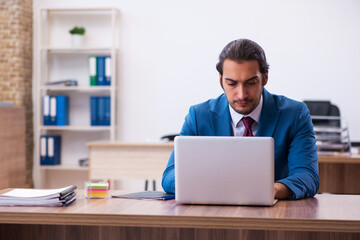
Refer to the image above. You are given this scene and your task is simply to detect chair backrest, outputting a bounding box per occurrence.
[303,101,340,127]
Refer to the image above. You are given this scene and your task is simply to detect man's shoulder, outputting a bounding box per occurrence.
[268,91,307,113]
[191,94,227,112]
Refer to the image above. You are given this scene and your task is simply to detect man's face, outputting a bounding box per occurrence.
[220,59,268,115]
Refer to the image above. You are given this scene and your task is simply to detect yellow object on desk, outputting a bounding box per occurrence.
[84,182,109,199]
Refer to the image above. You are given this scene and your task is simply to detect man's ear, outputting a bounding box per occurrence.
[219,73,224,89]
[262,71,268,86]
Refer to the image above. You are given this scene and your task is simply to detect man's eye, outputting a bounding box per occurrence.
[247,79,258,85]
[226,81,236,86]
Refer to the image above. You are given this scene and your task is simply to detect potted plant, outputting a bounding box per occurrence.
[69,26,86,47]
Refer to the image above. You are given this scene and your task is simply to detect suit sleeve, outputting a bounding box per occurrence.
[277,103,319,199]
[161,107,198,193]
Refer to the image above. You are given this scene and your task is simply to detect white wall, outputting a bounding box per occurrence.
[33,0,360,141]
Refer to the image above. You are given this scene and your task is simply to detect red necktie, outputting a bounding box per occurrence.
[242,117,254,137]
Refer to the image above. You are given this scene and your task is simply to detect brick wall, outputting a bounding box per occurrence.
[0,0,33,187]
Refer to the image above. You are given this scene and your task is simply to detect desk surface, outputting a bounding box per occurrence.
[0,190,359,233]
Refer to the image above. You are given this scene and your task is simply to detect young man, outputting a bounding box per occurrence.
[162,39,319,200]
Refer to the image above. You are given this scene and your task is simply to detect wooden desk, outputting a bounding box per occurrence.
[88,142,360,194]
[87,142,173,181]
[318,154,360,194]
[0,107,26,189]
[0,190,359,240]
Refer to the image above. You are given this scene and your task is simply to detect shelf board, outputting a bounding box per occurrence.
[40,126,113,131]
[40,46,118,53]
[41,8,119,14]
[41,86,113,92]
[40,165,89,171]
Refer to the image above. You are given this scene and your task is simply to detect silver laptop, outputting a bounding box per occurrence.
[175,136,277,206]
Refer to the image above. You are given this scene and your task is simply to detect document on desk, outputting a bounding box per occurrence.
[112,191,175,200]
[0,185,77,206]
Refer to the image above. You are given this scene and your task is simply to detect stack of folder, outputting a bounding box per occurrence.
[40,135,61,165]
[0,185,77,207]
[43,95,69,126]
[90,96,110,126]
[89,56,111,86]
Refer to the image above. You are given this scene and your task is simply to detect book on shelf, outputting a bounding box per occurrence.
[104,96,110,125]
[98,96,105,125]
[105,56,111,86]
[50,95,57,125]
[97,56,106,86]
[40,135,61,165]
[0,185,77,207]
[90,96,110,126]
[90,96,98,126]
[43,95,69,126]
[56,95,69,126]
[43,95,50,125]
[89,56,97,86]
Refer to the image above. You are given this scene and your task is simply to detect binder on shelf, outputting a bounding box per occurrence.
[104,96,111,126]
[49,96,57,125]
[96,56,106,86]
[40,135,48,165]
[90,96,98,126]
[47,135,61,165]
[40,135,61,165]
[89,56,97,86]
[90,96,111,126]
[43,95,50,125]
[105,56,111,86]
[56,95,69,126]
[98,96,105,125]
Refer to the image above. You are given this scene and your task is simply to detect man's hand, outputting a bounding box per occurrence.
[274,182,292,199]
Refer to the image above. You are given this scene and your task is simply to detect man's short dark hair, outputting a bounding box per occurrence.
[216,39,270,77]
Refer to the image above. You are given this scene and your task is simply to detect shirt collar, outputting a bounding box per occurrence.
[229,94,263,127]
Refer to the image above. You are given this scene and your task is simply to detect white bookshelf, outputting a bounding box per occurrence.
[34,8,120,188]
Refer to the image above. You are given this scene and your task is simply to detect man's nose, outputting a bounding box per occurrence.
[235,85,247,100]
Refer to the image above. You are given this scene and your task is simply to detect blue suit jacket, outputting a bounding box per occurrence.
[162,88,319,199]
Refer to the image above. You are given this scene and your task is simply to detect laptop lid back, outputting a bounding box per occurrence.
[175,136,275,206]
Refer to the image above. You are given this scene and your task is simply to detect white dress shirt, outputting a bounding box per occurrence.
[229,95,263,136]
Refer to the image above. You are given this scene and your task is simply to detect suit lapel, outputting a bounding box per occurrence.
[257,88,280,137]
[210,94,233,136]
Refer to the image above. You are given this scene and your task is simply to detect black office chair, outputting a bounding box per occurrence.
[161,134,179,141]
[303,100,350,153]
[303,100,340,127]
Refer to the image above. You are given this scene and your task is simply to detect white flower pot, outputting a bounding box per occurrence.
[71,34,84,47]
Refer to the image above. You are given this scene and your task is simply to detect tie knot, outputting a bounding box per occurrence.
[242,117,254,130]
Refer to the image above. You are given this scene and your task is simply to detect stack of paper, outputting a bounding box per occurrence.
[0,185,77,207]
[85,182,108,198]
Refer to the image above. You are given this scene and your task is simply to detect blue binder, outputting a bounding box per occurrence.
[104,96,111,126]
[40,135,48,165]
[47,135,61,165]
[105,56,111,86]
[96,56,106,86]
[97,96,105,125]
[56,95,69,126]
[90,96,98,126]
[49,96,57,125]
[43,95,50,125]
